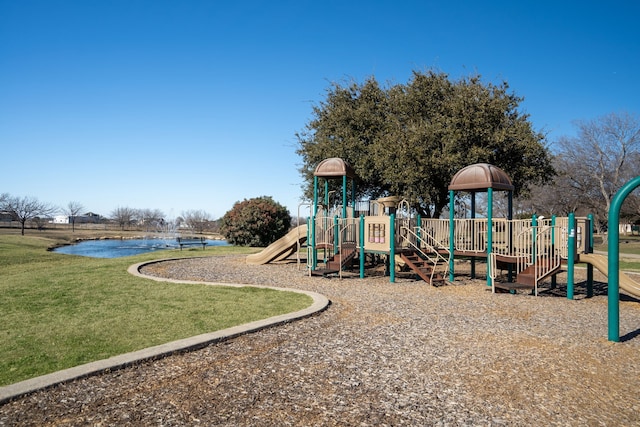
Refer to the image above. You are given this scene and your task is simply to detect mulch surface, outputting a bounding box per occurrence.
[1,256,639,426]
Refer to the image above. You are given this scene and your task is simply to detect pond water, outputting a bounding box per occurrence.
[53,238,229,258]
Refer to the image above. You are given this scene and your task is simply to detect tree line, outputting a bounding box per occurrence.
[0,194,219,235]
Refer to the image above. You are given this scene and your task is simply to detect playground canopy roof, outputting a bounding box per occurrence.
[314,157,357,179]
[448,163,514,192]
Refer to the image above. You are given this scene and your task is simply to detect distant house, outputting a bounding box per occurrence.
[78,212,102,223]
[52,215,70,224]
[0,210,16,222]
[51,212,103,225]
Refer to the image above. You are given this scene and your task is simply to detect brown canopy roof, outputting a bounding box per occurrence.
[314,157,357,179]
[448,163,514,192]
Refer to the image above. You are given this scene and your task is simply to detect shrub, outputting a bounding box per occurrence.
[220,196,291,246]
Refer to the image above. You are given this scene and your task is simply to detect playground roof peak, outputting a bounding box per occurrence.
[314,157,357,179]
[448,163,514,192]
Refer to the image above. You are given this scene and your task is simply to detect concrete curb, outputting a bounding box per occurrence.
[0,258,330,404]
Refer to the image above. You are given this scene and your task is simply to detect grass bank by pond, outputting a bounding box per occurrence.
[0,234,311,386]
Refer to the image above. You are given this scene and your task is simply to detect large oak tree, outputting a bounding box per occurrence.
[296,70,554,217]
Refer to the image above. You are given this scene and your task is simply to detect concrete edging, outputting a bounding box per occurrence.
[0,258,330,404]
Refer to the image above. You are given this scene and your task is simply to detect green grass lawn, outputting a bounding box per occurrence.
[0,235,312,386]
[594,234,640,270]
[595,234,640,255]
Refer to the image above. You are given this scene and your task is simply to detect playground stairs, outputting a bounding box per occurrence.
[311,243,357,276]
[400,250,446,286]
[494,261,563,292]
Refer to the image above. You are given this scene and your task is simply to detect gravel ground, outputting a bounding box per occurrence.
[1,255,640,426]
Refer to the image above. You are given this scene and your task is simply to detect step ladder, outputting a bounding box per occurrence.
[400,250,446,286]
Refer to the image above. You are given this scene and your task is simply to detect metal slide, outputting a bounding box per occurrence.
[246,224,308,265]
[578,253,640,298]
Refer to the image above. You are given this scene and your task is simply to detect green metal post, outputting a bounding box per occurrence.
[486,188,493,287]
[307,217,311,271]
[312,176,319,271]
[342,175,347,219]
[608,175,640,342]
[351,178,356,218]
[322,180,329,264]
[531,214,537,264]
[567,212,575,300]
[470,192,476,279]
[390,214,395,283]
[359,215,365,278]
[324,181,329,210]
[311,215,317,271]
[449,190,455,282]
[313,176,318,216]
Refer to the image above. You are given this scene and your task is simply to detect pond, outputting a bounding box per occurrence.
[53,238,230,258]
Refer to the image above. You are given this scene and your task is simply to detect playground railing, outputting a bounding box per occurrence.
[337,217,359,247]
[399,226,450,282]
[335,219,359,278]
[420,218,450,248]
[313,215,336,262]
[490,223,563,295]
[453,218,488,253]
[531,224,562,296]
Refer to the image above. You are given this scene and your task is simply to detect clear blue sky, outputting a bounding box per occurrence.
[1,1,638,220]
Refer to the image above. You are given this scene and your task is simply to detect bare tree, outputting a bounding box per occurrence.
[65,201,85,232]
[555,112,640,232]
[110,206,136,231]
[2,195,58,235]
[515,156,586,218]
[136,208,165,232]
[181,210,211,234]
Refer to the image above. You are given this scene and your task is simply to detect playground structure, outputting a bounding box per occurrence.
[247,158,640,342]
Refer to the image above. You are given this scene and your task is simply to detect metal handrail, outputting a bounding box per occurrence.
[490,223,562,295]
[336,219,358,279]
[399,226,450,282]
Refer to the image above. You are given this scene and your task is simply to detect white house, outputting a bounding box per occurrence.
[52,215,70,224]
